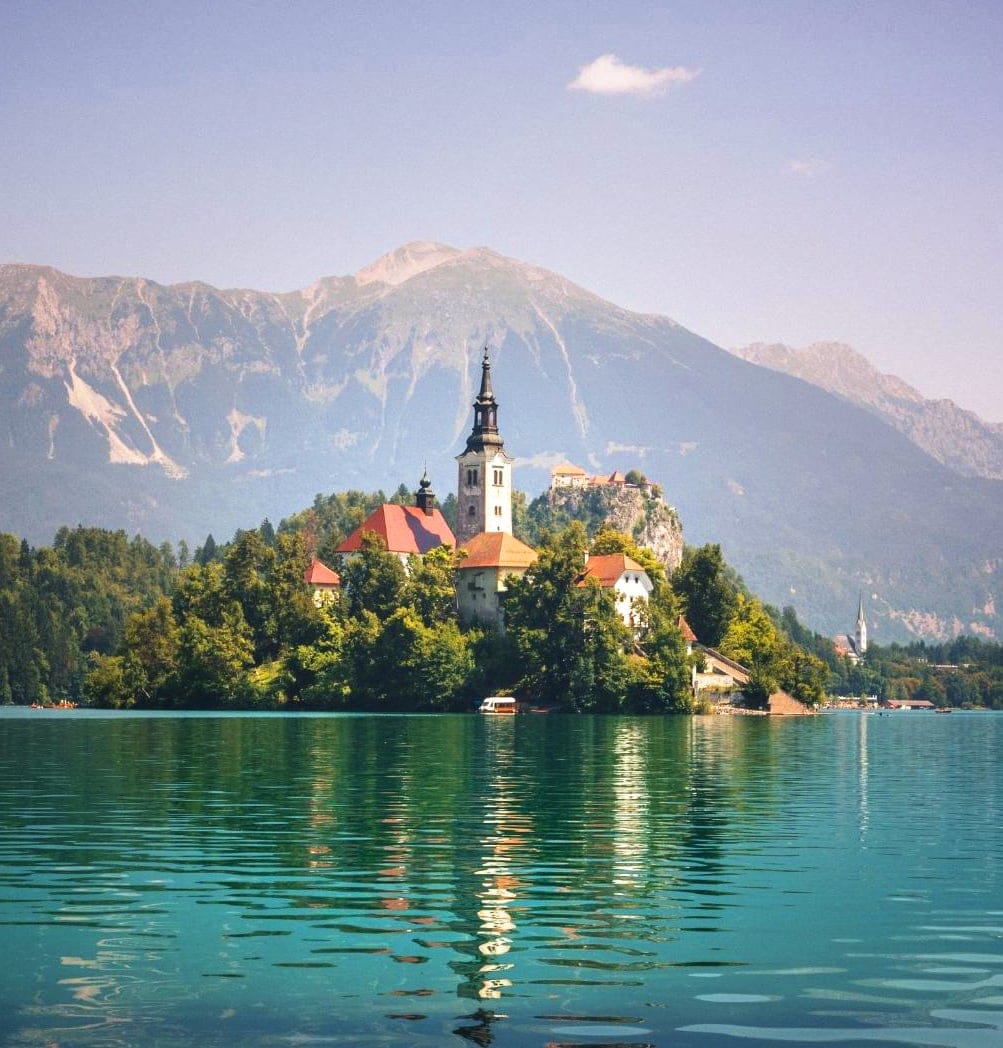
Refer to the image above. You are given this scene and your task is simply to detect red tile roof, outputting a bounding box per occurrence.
[335,505,456,556]
[304,558,341,586]
[677,614,697,643]
[578,553,646,588]
[459,531,538,570]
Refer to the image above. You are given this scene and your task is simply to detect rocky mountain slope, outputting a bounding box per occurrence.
[545,482,684,573]
[732,341,1003,480]
[1,243,1000,642]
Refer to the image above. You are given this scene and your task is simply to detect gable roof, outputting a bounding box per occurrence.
[458,531,538,570]
[335,504,456,556]
[677,614,697,643]
[304,557,341,587]
[699,647,751,684]
[579,553,648,588]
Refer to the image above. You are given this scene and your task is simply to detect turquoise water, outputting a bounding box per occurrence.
[0,709,1000,1047]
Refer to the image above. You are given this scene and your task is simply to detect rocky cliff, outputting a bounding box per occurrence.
[547,483,684,574]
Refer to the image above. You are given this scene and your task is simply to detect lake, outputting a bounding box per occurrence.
[0,708,1000,1047]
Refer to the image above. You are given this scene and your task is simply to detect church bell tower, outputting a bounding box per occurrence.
[455,348,513,543]
[855,593,868,656]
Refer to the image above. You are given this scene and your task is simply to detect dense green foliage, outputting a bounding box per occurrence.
[3,488,1000,711]
[79,522,697,712]
[0,527,176,704]
[826,636,1003,709]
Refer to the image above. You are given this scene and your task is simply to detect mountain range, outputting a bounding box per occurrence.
[1,242,1000,642]
[732,341,1003,481]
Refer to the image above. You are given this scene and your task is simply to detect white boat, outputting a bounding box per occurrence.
[478,696,518,715]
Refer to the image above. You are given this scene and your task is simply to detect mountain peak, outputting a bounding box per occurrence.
[735,341,922,404]
[733,340,1003,479]
[355,241,463,287]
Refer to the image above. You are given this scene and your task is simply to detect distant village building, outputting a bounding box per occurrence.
[455,531,538,631]
[335,471,455,567]
[577,554,653,629]
[455,349,513,544]
[550,464,637,491]
[692,647,752,703]
[304,557,340,606]
[550,463,589,490]
[834,593,868,661]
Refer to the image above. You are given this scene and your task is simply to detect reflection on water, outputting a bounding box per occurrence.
[0,709,1000,1047]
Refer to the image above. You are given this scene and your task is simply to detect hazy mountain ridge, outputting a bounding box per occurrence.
[1,245,1001,642]
[732,341,1003,480]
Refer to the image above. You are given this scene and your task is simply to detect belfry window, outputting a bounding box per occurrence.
[493,468,504,486]
[466,468,478,488]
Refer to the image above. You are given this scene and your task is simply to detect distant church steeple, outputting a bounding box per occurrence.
[455,347,513,543]
[855,593,868,656]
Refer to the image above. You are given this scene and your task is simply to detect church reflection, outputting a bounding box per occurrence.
[610,722,649,892]
[449,722,534,1012]
[858,711,870,841]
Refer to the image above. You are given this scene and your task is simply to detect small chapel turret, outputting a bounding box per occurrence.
[415,467,436,516]
[455,348,513,543]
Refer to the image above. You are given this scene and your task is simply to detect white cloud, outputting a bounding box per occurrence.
[605,441,651,457]
[787,158,830,177]
[568,53,699,97]
[512,451,573,471]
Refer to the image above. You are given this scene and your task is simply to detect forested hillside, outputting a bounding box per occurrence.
[0,527,176,704]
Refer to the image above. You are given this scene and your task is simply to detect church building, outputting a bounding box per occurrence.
[455,348,513,544]
[335,470,455,567]
[834,594,868,661]
[454,348,536,629]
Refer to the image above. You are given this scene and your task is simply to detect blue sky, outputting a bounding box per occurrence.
[3,1,1001,419]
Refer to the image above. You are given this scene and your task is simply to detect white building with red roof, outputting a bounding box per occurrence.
[550,463,590,489]
[335,472,455,567]
[577,553,653,629]
[455,531,538,630]
[304,557,341,606]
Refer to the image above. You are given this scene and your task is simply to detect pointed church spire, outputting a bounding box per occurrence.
[477,345,495,399]
[464,346,503,452]
[455,346,514,543]
[855,591,868,655]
